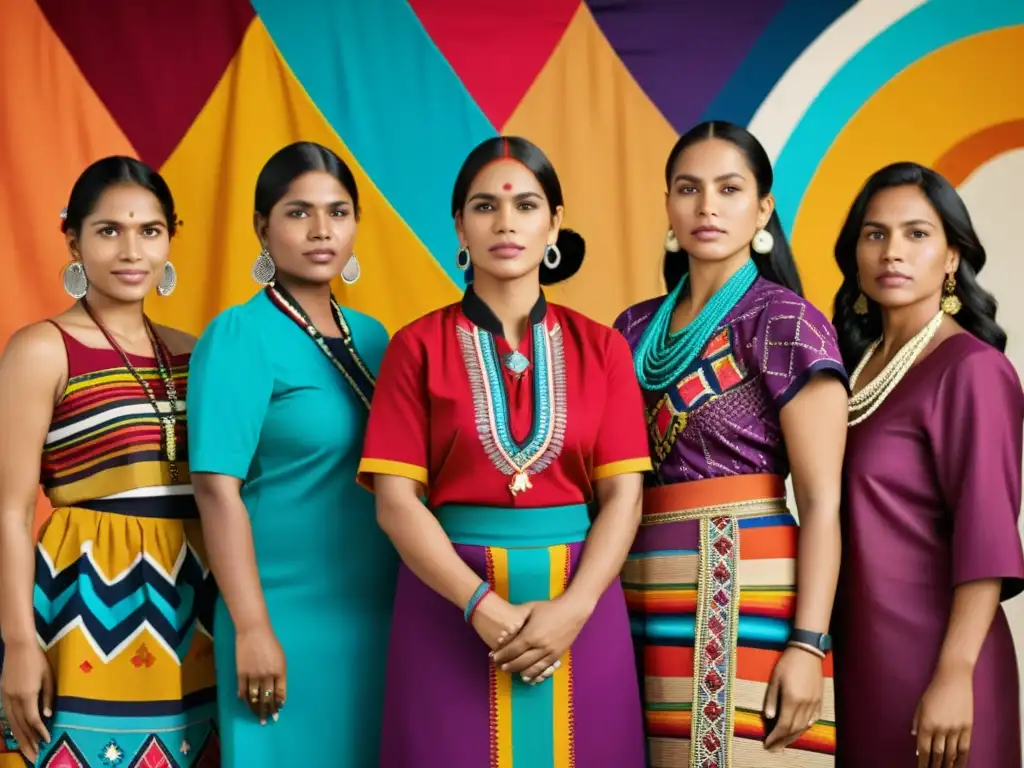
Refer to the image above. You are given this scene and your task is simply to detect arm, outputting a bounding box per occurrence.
[0,323,66,758]
[935,580,1002,675]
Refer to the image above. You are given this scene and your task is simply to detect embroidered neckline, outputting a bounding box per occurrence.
[458,319,567,497]
[265,283,376,410]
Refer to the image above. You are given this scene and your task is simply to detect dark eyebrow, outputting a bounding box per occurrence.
[282,199,350,208]
[91,219,165,228]
[672,172,746,185]
[468,190,543,203]
[863,218,935,229]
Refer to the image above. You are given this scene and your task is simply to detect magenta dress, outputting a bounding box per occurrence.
[834,333,1024,767]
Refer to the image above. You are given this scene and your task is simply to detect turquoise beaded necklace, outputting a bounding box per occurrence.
[634,259,758,391]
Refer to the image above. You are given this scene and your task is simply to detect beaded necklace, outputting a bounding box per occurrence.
[265,282,376,410]
[80,300,181,483]
[634,259,757,392]
[847,310,944,426]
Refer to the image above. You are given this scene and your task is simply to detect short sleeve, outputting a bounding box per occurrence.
[357,327,429,491]
[930,347,1024,599]
[754,296,849,408]
[592,331,653,480]
[187,307,273,480]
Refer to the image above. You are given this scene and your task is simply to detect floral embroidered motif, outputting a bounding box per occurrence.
[99,739,124,765]
[457,322,567,496]
[130,643,156,668]
[691,516,740,768]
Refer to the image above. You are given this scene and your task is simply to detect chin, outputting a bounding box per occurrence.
[94,283,155,304]
[475,258,539,283]
[292,263,342,285]
[866,290,921,311]
[680,242,745,263]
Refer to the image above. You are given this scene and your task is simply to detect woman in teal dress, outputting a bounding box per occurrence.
[186,142,397,766]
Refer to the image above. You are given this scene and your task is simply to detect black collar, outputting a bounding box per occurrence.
[461,285,547,337]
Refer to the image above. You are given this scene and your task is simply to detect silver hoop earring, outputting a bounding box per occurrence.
[157,261,177,296]
[252,247,276,285]
[751,229,774,255]
[341,254,360,285]
[62,261,88,300]
[664,228,681,253]
[456,246,471,271]
[543,243,561,270]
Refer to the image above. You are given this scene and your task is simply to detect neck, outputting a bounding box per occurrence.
[878,299,940,359]
[683,249,750,312]
[275,274,337,334]
[82,289,147,340]
[471,271,541,347]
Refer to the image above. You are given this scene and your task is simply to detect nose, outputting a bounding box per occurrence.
[120,232,143,261]
[309,210,331,240]
[881,238,904,263]
[696,191,717,218]
[493,201,516,234]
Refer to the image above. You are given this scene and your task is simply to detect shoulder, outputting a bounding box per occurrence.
[193,295,271,361]
[340,306,389,344]
[394,303,459,343]
[0,321,65,368]
[550,303,633,360]
[613,296,663,335]
[153,324,197,355]
[751,281,839,344]
[935,334,1022,399]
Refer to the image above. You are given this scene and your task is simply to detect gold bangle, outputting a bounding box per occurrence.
[786,641,826,660]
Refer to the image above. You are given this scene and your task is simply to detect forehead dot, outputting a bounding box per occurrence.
[129,211,134,218]
[502,182,513,191]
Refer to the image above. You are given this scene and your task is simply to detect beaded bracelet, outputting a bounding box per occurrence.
[464,582,492,623]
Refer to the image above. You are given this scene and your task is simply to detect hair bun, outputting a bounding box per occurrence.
[540,228,585,285]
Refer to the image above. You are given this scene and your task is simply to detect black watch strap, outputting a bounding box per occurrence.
[789,628,831,653]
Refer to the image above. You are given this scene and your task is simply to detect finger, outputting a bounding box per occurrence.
[929,734,945,768]
[274,675,287,717]
[245,678,261,719]
[954,730,970,768]
[916,727,932,768]
[491,635,531,666]
[22,698,50,754]
[259,676,275,723]
[505,648,549,677]
[40,664,55,720]
[943,731,959,768]
[912,703,921,736]
[768,697,798,752]
[762,676,780,721]
[9,708,38,763]
[523,654,560,682]
[536,659,561,682]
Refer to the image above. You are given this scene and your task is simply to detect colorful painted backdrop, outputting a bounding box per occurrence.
[3,0,1024,737]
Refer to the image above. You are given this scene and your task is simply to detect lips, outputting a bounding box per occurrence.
[489,243,524,258]
[111,270,147,284]
[876,272,911,287]
[692,227,724,234]
[303,249,336,264]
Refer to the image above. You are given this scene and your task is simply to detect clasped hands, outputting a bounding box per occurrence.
[471,591,592,685]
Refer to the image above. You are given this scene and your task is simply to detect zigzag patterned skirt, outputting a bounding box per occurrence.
[0,498,219,767]
[625,475,835,767]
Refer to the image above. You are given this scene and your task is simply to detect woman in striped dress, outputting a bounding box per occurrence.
[615,122,848,767]
[0,157,218,767]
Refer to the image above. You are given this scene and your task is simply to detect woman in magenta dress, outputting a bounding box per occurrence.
[358,136,649,767]
[831,161,1024,768]
[615,121,848,767]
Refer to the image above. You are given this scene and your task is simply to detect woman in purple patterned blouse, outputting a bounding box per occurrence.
[615,121,848,767]
[831,162,1024,768]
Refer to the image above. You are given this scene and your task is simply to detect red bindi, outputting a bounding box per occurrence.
[502,183,513,191]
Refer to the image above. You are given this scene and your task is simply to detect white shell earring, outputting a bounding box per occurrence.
[63,261,88,300]
[157,261,177,296]
[252,247,276,285]
[543,243,561,269]
[341,254,360,285]
[751,229,774,255]
[664,228,681,252]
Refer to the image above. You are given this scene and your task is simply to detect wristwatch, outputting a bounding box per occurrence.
[789,628,831,653]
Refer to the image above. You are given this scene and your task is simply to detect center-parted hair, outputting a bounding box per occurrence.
[831,161,1005,369]
[254,142,361,220]
[662,121,802,296]
[61,156,178,238]
[451,136,585,286]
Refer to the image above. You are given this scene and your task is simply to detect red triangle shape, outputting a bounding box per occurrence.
[38,0,254,168]
[408,0,581,129]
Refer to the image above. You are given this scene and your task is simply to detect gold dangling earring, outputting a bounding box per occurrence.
[941,272,961,315]
[853,274,868,315]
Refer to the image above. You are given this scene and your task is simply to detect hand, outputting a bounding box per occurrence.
[235,623,286,724]
[490,594,594,683]
[471,593,531,651]
[763,646,823,752]
[912,662,973,768]
[0,640,54,763]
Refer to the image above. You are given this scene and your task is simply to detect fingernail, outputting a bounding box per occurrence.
[43,708,52,717]
[521,676,532,683]
[501,664,509,671]
[765,709,775,718]
[260,719,266,726]
[272,713,279,722]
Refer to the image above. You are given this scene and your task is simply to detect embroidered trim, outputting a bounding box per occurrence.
[691,515,740,768]
[457,322,567,492]
[265,284,375,410]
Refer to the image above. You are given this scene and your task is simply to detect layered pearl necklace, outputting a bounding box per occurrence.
[847,310,944,426]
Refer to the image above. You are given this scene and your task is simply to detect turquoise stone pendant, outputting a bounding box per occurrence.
[503,350,530,375]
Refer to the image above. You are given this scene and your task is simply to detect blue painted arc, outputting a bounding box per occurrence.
[253,0,498,285]
[772,0,1024,233]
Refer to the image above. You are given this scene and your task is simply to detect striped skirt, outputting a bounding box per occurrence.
[625,475,835,767]
[379,503,645,768]
[0,497,219,767]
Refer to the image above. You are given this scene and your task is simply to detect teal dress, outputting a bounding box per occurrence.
[187,290,397,767]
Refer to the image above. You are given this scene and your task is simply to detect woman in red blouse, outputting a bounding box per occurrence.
[358,136,650,767]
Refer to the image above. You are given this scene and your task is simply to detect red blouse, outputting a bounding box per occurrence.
[358,288,651,508]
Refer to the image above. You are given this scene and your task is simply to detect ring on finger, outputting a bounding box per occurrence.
[264,689,273,699]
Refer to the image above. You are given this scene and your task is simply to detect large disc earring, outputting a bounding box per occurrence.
[941,272,961,315]
[751,229,774,255]
[543,243,562,269]
[252,247,276,285]
[664,228,681,253]
[157,261,177,296]
[341,254,361,285]
[456,246,471,271]
[62,261,88,300]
